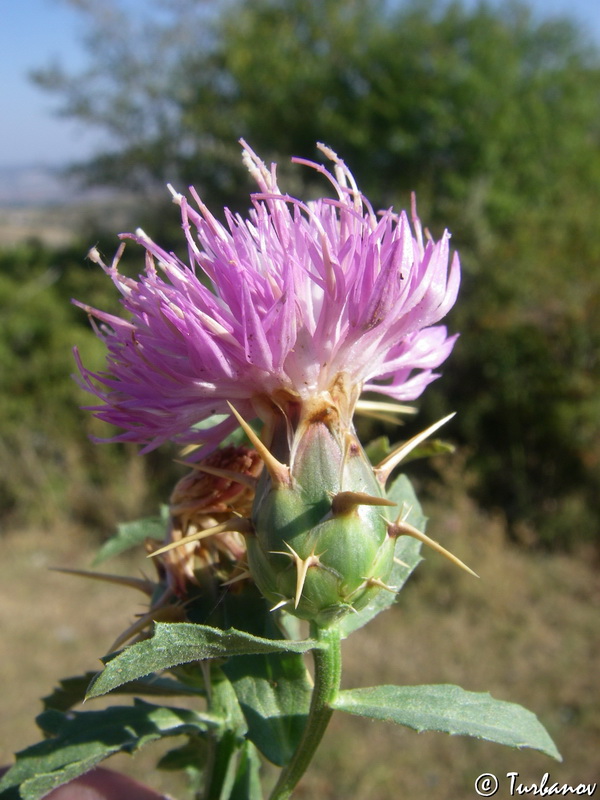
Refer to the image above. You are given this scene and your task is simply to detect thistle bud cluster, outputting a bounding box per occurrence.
[161,445,262,596]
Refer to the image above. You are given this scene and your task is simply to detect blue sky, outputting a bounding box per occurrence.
[2,0,600,170]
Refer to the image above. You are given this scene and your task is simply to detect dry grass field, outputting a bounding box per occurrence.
[1,483,598,800]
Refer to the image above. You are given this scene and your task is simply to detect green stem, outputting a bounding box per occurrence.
[269,625,342,800]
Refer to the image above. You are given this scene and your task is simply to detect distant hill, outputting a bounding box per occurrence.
[0,164,134,247]
[0,164,116,208]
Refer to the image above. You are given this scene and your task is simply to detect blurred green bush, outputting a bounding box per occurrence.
[0,241,178,535]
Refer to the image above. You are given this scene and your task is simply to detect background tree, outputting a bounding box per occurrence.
[29,0,600,547]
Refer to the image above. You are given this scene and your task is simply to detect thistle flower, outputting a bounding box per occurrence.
[77,142,464,625]
[75,141,459,455]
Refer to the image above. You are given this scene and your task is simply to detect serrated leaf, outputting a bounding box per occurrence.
[339,474,424,637]
[94,509,168,565]
[0,700,219,800]
[87,623,321,699]
[331,684,562,760]
[223,652,312,767]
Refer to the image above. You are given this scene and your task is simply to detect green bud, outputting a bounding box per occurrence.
[246,398,396,627]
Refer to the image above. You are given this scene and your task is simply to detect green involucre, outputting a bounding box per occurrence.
[247,417,395,626]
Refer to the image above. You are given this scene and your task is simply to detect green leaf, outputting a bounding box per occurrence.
[42,671,204,713]
[93,509,168,564]
[230,740,263,800]
[364,435,392,465]
[223,652,312,766]
[365,435,454,466]
[385,473,428,528]
[156,736,208,772]
[192,413,250,447]
[331,684,562,761]
[339,474,424,637]
[87,623,321,699]
[407,438,455,462]
[0,700,219,800]
[201,669,249,800]
[206,729,240,800]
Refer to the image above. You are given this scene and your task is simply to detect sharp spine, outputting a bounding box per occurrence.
[50,567,155,596]
[227,402,292,487]
[177,460,258,489]
[271,542,322,608]
[331,490,396,516]
[387,517,479,578]
[148,517,253,558]
[375,413,456,484]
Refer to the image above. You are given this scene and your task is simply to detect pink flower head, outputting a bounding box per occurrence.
[75,142,460,455]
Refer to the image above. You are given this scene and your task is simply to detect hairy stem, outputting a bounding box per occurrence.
[269,625,342,800]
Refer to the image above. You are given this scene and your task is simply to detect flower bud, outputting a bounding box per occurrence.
[246,396,395,627]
